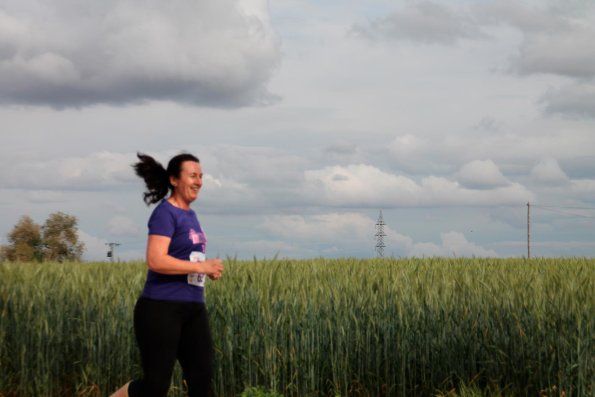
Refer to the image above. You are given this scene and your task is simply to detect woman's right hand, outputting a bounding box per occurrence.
[199,258,224,277]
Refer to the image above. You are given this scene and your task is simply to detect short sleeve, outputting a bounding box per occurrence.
[148,203,175,237]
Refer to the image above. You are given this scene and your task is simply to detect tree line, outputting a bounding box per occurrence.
[0,212,85,262]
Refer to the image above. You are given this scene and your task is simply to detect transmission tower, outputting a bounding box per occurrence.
[375,210,386,258]
[106,242,121,263]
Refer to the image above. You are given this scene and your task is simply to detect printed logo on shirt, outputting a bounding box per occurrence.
[189,228,207,245]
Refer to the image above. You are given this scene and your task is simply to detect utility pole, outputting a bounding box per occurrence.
[375,210,386,258]
[527,202,531,259]
[106,242,121,263]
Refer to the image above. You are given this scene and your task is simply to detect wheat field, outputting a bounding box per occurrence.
[1,258,593,396]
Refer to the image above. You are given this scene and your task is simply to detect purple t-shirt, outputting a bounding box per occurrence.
[140,199,208,302]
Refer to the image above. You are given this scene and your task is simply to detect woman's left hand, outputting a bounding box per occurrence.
[208,272,222,281]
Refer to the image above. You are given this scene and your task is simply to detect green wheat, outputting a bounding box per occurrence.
[0,258,593,396]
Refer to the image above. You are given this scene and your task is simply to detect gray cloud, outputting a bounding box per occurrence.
[0,151,136,190]
[352,1,595,80]
[325,141,358,156]
[1,0,594,259]
[475,1,571,34]
[108,215,140,237]
[351,1,481,45]
[472,1,595,120]
[473,116,503,133]
[475,1,595,79]
[540,82,595,118]
[386,128,595,179]
[0,0,280,108]
[514,31,595,79]
[559,155,595,179]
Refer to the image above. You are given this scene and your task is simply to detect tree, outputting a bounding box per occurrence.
[1,215,43,262]
[42,212,85,262]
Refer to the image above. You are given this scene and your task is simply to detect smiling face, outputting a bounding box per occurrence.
[170,161,203,206]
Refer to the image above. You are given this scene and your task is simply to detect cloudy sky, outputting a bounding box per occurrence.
[1,0,594,261]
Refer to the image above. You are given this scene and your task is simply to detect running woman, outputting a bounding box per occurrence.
[110,152,224,397]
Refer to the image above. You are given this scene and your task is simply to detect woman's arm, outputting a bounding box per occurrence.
[146,235,223,276]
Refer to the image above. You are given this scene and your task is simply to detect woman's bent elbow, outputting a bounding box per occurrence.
[146,256,162,272]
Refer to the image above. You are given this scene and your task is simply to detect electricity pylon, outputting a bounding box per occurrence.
[375,210,386,258]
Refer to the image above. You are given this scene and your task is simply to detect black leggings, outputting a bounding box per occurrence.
[128,297,213,397]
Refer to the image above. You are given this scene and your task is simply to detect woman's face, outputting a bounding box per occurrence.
[171,161,203,204]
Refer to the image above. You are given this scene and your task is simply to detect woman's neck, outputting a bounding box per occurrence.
[167,195,190,210]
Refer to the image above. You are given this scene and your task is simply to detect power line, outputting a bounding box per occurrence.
[533,204,595,210]
[533,206,595,219]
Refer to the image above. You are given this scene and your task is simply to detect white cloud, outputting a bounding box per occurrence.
[199,174,263,212]
[263,212,375,243]
[262,212,420,257]
[79,230,108,261]
[260,212,497,258]
[565,178,595,203]
[420,176,533,206]
[203,174,222,188]
[409,231,498,257]
[388,134,427,160]
[304,164,420,207]
[261,212,413,257]
[530,158,570,185]
[79,230,143,261]
[570,179,595,193]
[457,160,510,189]
[303,164,533,208]
[0,0,280,107]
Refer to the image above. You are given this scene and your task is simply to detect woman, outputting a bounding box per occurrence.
[111,152,224,397]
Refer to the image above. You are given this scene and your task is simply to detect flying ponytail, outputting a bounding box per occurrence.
[132,152,200,205]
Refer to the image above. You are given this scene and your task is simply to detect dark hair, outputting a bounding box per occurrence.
[133,152,200,205]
